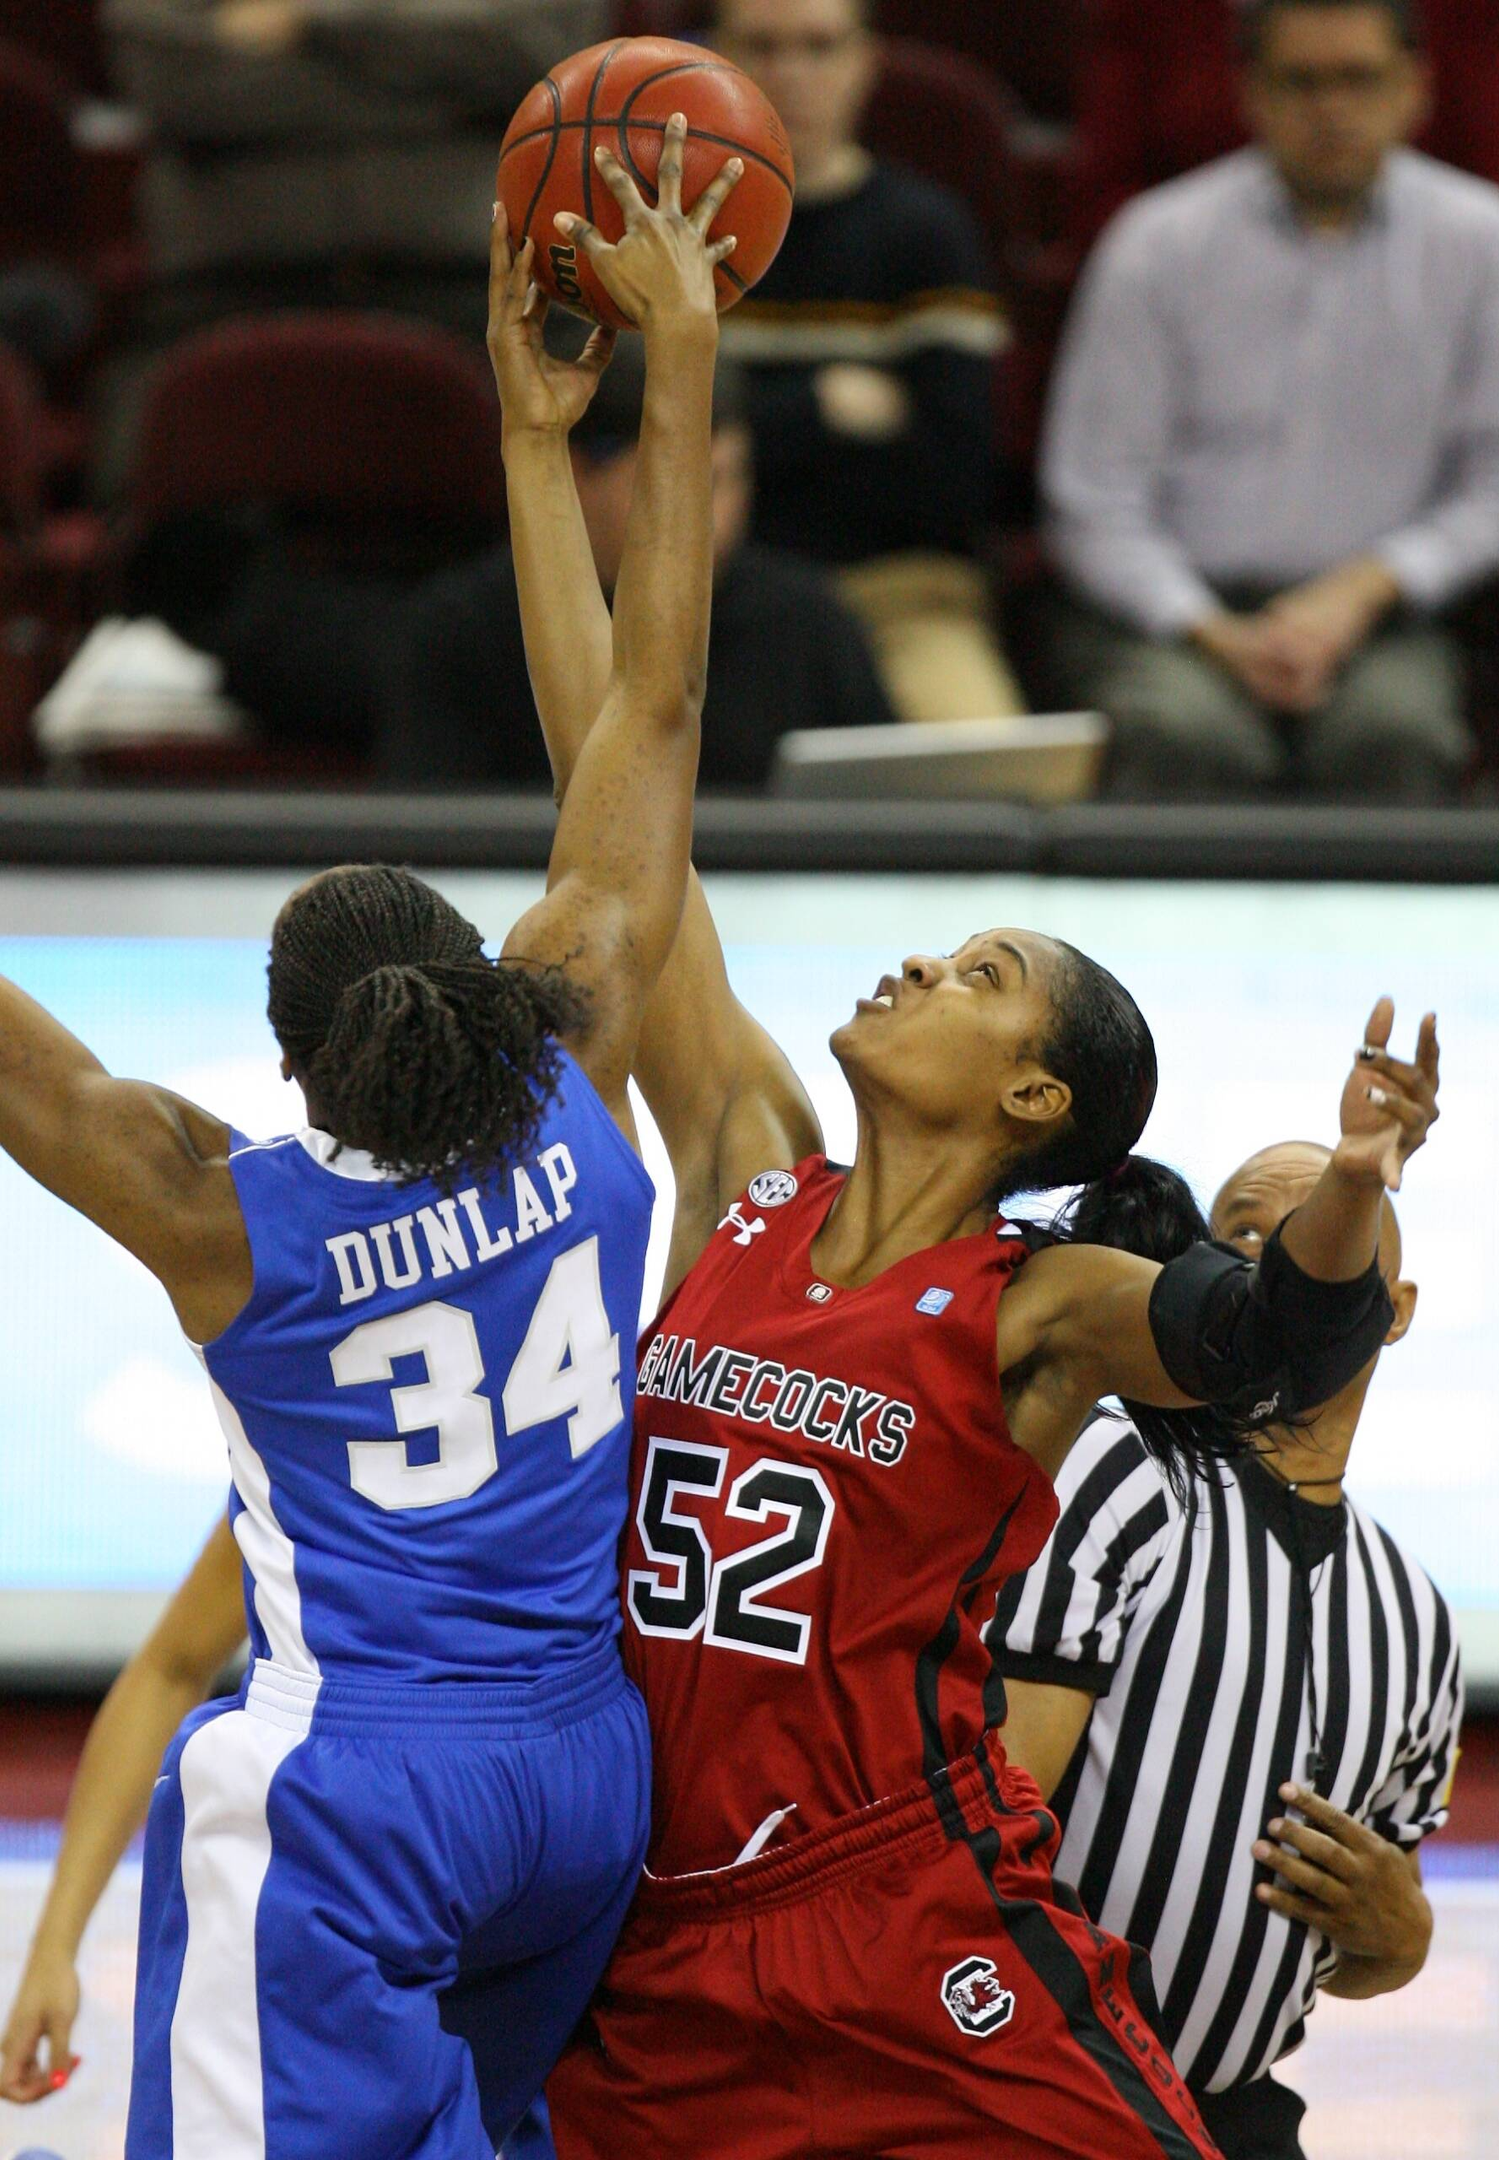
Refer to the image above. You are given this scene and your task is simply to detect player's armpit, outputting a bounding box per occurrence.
[997,1242,1193,1423]
[630,872,822,1297]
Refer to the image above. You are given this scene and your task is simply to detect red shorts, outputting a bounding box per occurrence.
[548,1741,1220,2159]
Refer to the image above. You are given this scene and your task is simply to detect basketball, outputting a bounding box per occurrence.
[496,37,795,329]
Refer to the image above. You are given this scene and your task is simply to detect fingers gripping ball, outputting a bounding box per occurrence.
[497,37,795,328]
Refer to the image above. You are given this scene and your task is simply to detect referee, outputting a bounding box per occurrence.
[994,1139,1464,2160]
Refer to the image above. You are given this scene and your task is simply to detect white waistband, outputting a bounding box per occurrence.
[245,1659,323,1736]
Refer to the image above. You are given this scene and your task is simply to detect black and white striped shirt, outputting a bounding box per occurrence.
[993,1423,1464,2095]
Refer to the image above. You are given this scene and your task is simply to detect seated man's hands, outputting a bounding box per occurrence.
[1191,608,1325,710]
[1263,556,1403,703]
[1194,556,1402,712]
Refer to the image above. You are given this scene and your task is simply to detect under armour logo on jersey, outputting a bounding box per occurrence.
[915,1287,954,1316]
[720,1203,766,1247]
[942,1957,1016,2038]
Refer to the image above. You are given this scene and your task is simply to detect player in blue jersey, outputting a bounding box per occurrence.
[0,121,743,2160]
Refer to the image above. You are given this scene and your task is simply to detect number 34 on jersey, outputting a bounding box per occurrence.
[329,1236,622,1512]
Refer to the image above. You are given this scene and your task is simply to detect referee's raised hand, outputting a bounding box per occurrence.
[1335,998,1440,1193]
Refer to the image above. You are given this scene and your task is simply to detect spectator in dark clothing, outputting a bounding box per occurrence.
[377,341,896,788]
[710,0,1021,723]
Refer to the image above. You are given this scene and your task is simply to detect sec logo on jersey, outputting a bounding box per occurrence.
[749,1170,800,1208]
[941,1957,1016,2038]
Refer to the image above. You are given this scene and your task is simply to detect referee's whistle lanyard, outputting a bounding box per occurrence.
[1282,1484,1338,1793]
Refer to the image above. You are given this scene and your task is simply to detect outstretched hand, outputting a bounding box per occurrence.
[557,112,743,335]
[488,204,617,438]
[1335,998,1440,1192]
[0,1940,81,2104]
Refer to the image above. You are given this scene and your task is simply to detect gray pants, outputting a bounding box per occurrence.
[1050,593,1470,803]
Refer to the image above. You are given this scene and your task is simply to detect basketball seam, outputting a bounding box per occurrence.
[582,42,623,228]
[500,115,794,200]
[518,75,564,248]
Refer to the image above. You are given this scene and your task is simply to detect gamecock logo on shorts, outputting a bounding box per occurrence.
[941,1957,1016,2039]
[749,1170,800,1208]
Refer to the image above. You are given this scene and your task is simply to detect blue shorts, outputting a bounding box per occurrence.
[126,1644,649,2160]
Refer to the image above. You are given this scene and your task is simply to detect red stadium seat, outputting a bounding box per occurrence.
[860,37,1017,266]
[86,314,509,785]
[0,344,105,772]
[873,0,1081,123]
[128,313,507,531]
[0,39,87,264]
[613,1,701,34]
[0,0,109,96]
[614,1,1083,122]
[0,341,42,534]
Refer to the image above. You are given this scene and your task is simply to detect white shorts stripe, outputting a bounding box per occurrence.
[168,1708,304,2160]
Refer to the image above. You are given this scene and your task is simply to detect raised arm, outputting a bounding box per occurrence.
[0,982,250,1340]
[491,164,820,1290]
[0,1518,246,2104]
[998,1003,1440,1474]
[498,118,731,1133]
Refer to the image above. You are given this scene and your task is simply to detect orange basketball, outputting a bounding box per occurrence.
[496,37,795,330]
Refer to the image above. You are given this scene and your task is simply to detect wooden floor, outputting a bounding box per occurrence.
[0,1841,1495,2160]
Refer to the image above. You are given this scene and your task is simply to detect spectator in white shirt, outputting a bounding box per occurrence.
[1042,0,1499,802]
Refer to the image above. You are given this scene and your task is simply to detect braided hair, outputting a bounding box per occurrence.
[267,865,587,1188]
[997,941,1249,1494]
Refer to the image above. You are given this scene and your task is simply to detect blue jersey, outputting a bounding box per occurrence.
[201,1049,653,1685]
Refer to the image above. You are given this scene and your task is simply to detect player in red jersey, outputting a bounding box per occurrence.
[491,161,1441,2160]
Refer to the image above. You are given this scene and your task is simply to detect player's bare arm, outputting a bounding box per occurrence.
[494,163,819,1285]
[0,979,250,1341]
[996,1002,1440,1477]
[499,115,739,1139]
[995,1679,1097,1803]
[0,1516,245,2104]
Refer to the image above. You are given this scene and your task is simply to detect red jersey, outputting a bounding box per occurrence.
[623,1157,1059,1876]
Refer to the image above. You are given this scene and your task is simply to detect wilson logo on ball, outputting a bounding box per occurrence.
[548,243,583,305]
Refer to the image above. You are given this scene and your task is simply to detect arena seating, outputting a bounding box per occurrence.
[0,0,109,96]
[615,1,1080,120]
[69,313,509,785]
[128,313,506,531]
[0,342,102,773]
[1074,0,1499,247]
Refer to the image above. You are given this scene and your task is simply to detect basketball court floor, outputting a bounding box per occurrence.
[0,1832,1494,2159]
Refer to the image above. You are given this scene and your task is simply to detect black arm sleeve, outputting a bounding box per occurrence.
[1148,1218,1395,1423]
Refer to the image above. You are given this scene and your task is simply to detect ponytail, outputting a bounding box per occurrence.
[267,863,589,1189]
[1051,1155,1250,1500]
[996,938,1253,1499]
[309,955,585,1188]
